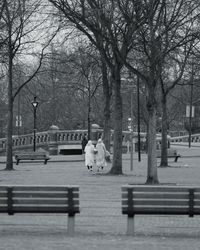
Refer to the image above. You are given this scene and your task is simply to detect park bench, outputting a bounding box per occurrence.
[0,185,80,234]
[15,151,50,165]
[122,185,200,235]
[156,148,181,162]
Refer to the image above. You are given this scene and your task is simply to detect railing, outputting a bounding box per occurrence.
[170,133,200,143]
[56,130,87,143]
[1,128,186,154]
[169,131,188,137]
[0,131,50,152]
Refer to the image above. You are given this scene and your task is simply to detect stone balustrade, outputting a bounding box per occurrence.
[1,127,189,155]
[170,133,200,143]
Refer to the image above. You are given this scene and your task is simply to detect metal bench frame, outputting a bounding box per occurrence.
[122,185,200,235]
[0,185,80,234]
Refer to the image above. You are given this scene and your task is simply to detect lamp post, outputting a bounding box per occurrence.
[31,96,38,152]
[188,62,194,148]
[122,75,141,163]
[128,117,133,171]
[137,76,141,162]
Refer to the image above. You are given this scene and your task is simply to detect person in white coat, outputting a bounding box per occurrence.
[96,138,107,171]
[84,140,95,171]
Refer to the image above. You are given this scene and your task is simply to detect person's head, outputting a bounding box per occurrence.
[97,138,102,144]
[87,140,92,146]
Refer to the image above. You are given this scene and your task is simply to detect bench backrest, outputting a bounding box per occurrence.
[0,185,79,215]
[122,185,200,217]
[16,155,48,159]
[15,152,49,158]
[156,149,177,157]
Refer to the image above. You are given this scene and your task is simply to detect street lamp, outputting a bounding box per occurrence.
[31,96,38,152]
[188,62,194,148]
[137,76,141,162]
[128,117,133,171]
[122,75,141,163]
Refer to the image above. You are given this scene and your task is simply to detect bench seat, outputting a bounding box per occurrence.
[122,185,200,235]
[0,185,80,234]
[15,152,50,165]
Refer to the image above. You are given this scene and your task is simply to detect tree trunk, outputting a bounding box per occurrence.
[109,64,123,175]
[160,94,169,167]
[101,55,111,151]
[145,89,159,184]
[5,29,14,170]
[87,94,91,140]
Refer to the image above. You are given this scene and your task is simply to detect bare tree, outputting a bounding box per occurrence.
[48,0,145,174]
[2,0,58,170]
[68,45,102,138]
[125,0,200,183]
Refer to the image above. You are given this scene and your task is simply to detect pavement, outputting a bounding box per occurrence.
[0,145,200,249]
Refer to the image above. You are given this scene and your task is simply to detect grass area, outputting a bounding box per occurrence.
[0,147,200,249]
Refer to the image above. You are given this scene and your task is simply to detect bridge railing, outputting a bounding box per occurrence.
[170,133,200,143]
[0,131,50,152]
[56,130,87,143]
[0,130,90,154]
[2,128,192,155]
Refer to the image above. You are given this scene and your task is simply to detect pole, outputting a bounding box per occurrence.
[33,107,36,151]
[137,76,141,162]
[188,67,194,148]
[32,96,38,152]
[130,90,133,171]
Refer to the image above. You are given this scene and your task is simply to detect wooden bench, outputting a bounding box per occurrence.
[0,185,80,234]
[122,185,200,235]
[156,148,181,162]
[15,152,50,165]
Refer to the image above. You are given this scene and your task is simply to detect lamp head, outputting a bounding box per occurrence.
[31,96,38,109]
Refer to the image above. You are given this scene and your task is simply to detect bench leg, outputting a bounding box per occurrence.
[67,215,75,234]
[174,156,179,162]
[127,215,134,235]
[44,159,48,164]
[16,159,19,165]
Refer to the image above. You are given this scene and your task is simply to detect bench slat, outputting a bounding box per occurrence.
[12,186,79,191]
[122,199,190,206]
[122,192,190,199]
[0,206,80,213]
[122,199,200,206]
[0,186,79,193]
[0,199,7,205]
[11,199,79,205]
[0,193,7,198]
[122,206,200,215]
[16,155,48,158]
[10,192,79,198]
[122,186,200,192]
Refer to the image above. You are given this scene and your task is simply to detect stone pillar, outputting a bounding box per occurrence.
[48,125,59,155]
[91,124,100,146]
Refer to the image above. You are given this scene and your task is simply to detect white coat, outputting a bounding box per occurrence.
[84,140,95,167]
[96,139,107,168]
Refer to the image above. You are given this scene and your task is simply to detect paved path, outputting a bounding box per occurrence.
[0,146,200,250]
